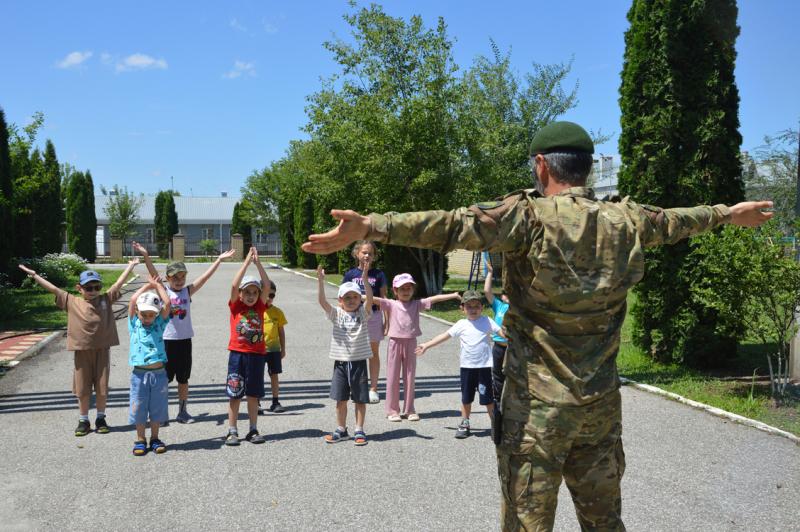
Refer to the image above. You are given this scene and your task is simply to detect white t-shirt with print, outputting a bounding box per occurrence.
[447,316,501,368]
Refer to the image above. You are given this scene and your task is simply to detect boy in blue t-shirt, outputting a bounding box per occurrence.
[483,260,509,406]
[128,275,172,456]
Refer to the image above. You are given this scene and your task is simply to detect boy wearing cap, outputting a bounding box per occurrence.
[316,258,373,446]
[416,290,502,438]
[18,260,139,436]
[225,246,271,446]
[133,242,235,424]
[127,275,172,455]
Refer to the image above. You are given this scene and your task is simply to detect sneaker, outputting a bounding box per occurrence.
[455,419,470,439]
[75,419,91,437]
[176,409,194,424]
[225,431,240,446]
[150,438,167,454]
[387,414,402,422]
[369,390,380,404]
[268,402,285,413]
[407,413,420,422]
[94,417,110,434]
[245,429,265,444]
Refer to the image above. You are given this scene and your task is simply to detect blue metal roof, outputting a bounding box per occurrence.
[95,195,240,225]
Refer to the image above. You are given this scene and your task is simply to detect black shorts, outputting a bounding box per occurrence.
[266,351,282,376]
[460,367,494,406]
[330,360,369,403]
[165,338,192,384]
[226,351,266,399]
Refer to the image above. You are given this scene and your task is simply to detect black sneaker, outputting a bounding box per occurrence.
[455,419,470,439]
[94,417,110,434]
[75,419,91,437]
[245,429,265,444]
[268,402,285,413]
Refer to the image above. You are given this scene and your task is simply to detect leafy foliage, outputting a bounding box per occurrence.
[154,190,179,257]
[743,128,799,233]
[65,171,97,262]
[231,201,252,249]
[618,0,745,366]
[0,107,13,275]
[198,239,218,256]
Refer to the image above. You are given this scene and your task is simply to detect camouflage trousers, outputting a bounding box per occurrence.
[497,389,626,531]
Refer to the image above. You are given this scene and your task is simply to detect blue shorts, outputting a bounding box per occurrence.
[226,351,266,399]
[460,367,494,406]
[266,351,282,376]
[129,368,169,425]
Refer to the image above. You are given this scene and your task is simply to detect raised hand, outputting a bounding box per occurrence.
[218,249,236,261]
[317,264,325,281]
[729,201,774,227]
[302,210,371,255]
[148,274,161,288]
[132,241,148,256]
[128,257,140,267]
[485,259,494,273]
[18,264,35,276]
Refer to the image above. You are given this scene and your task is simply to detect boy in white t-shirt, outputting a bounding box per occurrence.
[416,290,502,439]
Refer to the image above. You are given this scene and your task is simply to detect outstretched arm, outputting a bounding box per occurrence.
[361,257,373,314]
[427,292,462,306]
[230,248,253,303]
[132,241,159,278]
[415,332,451,356]
[109,258,140,297]
[317,265,333,313]
[191,249,235,296]
[483,260,495,305]
[18,264,60,295]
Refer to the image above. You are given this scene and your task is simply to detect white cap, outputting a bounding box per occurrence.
[338,281,362,298]
[136,291,162,313]
[239,275,262,291]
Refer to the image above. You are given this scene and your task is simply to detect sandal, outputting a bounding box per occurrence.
[407,413,420,421]
[150,438,167,454]
[387,414,402,422]
[353,430,368,446]
[132,440,148,456]
[324,427,349,444]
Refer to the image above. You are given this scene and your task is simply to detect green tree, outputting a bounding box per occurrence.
[744,128,799,233]
[104,185,142,257]
[231,201,252,249]
[154,190,179,257]
[40,140,64,254]
[65,171,96,261]
[618,0,745,366]
[0,107,12,274]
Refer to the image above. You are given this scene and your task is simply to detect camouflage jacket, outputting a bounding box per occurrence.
[367,187,731,405]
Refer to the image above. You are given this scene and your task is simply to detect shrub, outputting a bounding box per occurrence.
[18,252,87,288]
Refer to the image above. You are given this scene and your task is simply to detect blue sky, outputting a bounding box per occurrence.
[2,1,798,198]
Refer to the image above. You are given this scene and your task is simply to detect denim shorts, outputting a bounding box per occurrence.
[226,351,266,399]
[129,368,169,425]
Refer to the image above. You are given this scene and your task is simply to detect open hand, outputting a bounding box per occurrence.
[218,249,236,261]
[132,241,148,256]
[302,210,371,255]
[729,201,774,227]
[317,264,325,281]
[128,257,140,267]
[147,274,161,288]
[18,264,35,276]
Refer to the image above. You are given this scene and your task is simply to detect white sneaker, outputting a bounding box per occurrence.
[407,413,420,421]
[387,414,402,422]
[369,390,380,404]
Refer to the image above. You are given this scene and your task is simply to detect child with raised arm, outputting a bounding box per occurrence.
[133,242,235,423]
[18,260,138,436]
[225,246,270,446]
[416,290,502,439]
[317,258,373,446]
[127,275,172,455]
[483,259,510,406]
[374,274,461,422]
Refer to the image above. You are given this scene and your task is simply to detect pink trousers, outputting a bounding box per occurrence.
[385,337,417,416]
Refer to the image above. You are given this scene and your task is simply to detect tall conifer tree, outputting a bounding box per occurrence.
[0,107,13,273]
[618,0,744,365]
[41,140,63,254]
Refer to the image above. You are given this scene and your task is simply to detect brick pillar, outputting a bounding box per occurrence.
[172,233,185,262]
[232,233,244,261]
[110,238,123,262]
[791,312,800,381]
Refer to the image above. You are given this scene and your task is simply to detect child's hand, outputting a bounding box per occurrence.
[281,350,286,360]
[147,274,161,288]
[317,264,325,281]
[245,246,254,262]
[18,264,35,276]
[415,343,428,356]
[453,292,462,302]
[132,241,148,256]
[128,257,140,267]
[250,246,259,262]
[485,259,493,273]
[218,249,235,261]
[359,255,372,271]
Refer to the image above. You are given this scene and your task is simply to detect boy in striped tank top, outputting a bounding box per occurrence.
[316,258,373,446]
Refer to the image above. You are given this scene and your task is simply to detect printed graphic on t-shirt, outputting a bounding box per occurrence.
[236,309,264,344]
[170,294,189,320]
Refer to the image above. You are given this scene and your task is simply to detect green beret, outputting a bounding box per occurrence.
[529,121,594,155]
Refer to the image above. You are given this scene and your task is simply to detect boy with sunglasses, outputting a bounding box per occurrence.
[18,260,139,436]
[259,280,288,414]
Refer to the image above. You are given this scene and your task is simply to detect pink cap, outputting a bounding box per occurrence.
[392,273,416,288]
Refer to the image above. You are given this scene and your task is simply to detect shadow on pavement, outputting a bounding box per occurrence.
[370,428,434,441]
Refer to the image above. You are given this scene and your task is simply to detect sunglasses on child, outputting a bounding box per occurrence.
[82,283,102,292]
[267,292,276,299]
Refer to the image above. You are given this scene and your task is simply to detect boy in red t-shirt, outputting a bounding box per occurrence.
[225,246,271,446]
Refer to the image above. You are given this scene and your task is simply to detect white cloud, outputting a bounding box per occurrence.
[116,53,168,72]
[230,17,247,32]
[223,60,256,79]
[57,51,93,69]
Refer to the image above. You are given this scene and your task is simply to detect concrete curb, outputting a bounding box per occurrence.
[620,377,800,445]
[12,330,65,363]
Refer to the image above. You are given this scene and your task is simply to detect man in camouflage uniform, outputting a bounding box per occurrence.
[302,121,773,531]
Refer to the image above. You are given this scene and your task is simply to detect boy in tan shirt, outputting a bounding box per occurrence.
[18,259,139,436]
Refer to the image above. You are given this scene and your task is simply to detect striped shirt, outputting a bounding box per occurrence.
[326,306,373,361]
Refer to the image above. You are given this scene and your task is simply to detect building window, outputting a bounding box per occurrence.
[255,229,267,244]
[202,226,215,240]
[146,228,155,243]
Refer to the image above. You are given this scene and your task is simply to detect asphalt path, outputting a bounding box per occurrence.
[0,263,797,531]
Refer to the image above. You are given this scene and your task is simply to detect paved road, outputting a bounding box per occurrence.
[1,263,798,531]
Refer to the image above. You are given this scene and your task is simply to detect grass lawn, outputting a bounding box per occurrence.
[2,269,135,331]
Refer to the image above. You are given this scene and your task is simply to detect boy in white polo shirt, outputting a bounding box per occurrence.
[416,290,503,439]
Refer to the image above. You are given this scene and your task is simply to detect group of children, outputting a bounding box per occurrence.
[18,239,509,453]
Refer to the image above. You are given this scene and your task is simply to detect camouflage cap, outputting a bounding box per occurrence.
[461,290,483,303]
[166,261,188,277]
[529,121,594,155]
